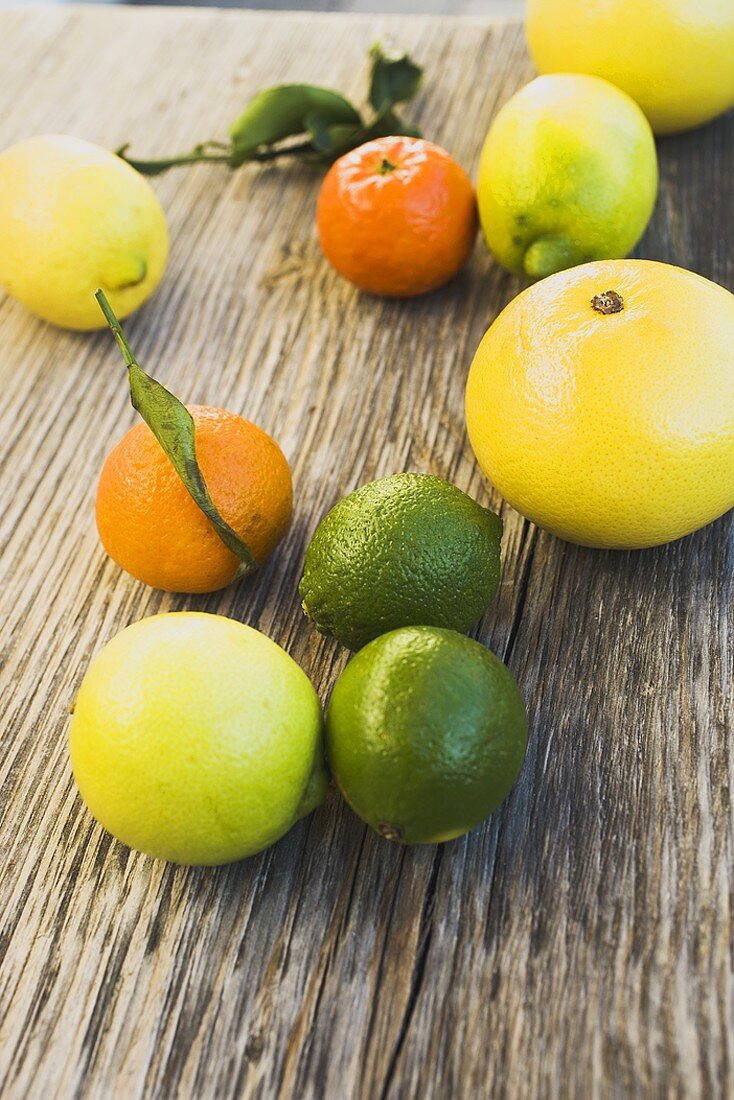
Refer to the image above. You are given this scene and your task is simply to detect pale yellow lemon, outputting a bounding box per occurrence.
[0,135,168,329]
[465,260,734,549]
[525,0,734,134]
[70,613,327,865]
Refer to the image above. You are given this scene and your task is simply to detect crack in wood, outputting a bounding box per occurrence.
[378,848,443,1099]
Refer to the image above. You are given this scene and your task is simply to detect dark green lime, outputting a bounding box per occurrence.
[325,626,528,844]
[299,473,502,650]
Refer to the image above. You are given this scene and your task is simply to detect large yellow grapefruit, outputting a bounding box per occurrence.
[465,260,734,549]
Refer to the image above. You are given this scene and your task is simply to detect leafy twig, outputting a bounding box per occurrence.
[117,42,423,176]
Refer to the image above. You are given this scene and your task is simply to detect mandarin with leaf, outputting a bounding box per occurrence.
[96,407,293,593]
[94,293,292,594]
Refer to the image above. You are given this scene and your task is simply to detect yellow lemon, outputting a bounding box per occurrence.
[525,0,734,134]
[477,74,657,279]
[465,260,734,549]
[0,135,168,330]
[69,613,327,865]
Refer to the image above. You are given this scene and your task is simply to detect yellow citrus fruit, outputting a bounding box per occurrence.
[465,260,734,549]
[0,135,168,330]
[525,0,734,135]
[477,74,657,279]
[69,613,327,865]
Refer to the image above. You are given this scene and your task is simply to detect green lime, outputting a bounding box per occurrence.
[477,73,658,278]
[69,612,327,865]
[299,473,502,651]
[325,626,528,844]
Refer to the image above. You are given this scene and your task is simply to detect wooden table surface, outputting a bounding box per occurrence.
[0,7,732,1099]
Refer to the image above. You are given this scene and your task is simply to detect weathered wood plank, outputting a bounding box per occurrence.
[0,8,731,1099]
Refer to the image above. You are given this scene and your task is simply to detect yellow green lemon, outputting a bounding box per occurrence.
[477,74,657,279]
[69,613,327,865]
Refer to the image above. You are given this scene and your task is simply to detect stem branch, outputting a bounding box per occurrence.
[118,138,321,175]
[95,290,139,367]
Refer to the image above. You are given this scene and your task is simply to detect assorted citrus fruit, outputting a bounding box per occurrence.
[299,473,502,650]
[70,613,327,865]
[97,405,293,593]
[477,74,657,279]
[0,22,727,865]
[0,136,168,329]
[525,0,734,135]
[326,626,528,844]
[466,259,734,549]
[317,136,477,296]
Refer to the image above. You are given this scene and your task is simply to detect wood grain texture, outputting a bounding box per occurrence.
[0,7,731,1099]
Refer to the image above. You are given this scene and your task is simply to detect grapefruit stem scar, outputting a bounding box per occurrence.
[591,290,624,315]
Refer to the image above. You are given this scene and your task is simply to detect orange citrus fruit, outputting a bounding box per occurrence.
[316,135,477,297]
[96,405,293,592]
[465,260,734,549]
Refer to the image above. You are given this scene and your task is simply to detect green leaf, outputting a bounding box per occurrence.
[230,84,361,156]
[303,112,338,155]
[305,111,422,164]
[94,291,257,579]
[368,42,423,113]
[305,114,367,158]
[323,123,374,158]
[363,107,422,142]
